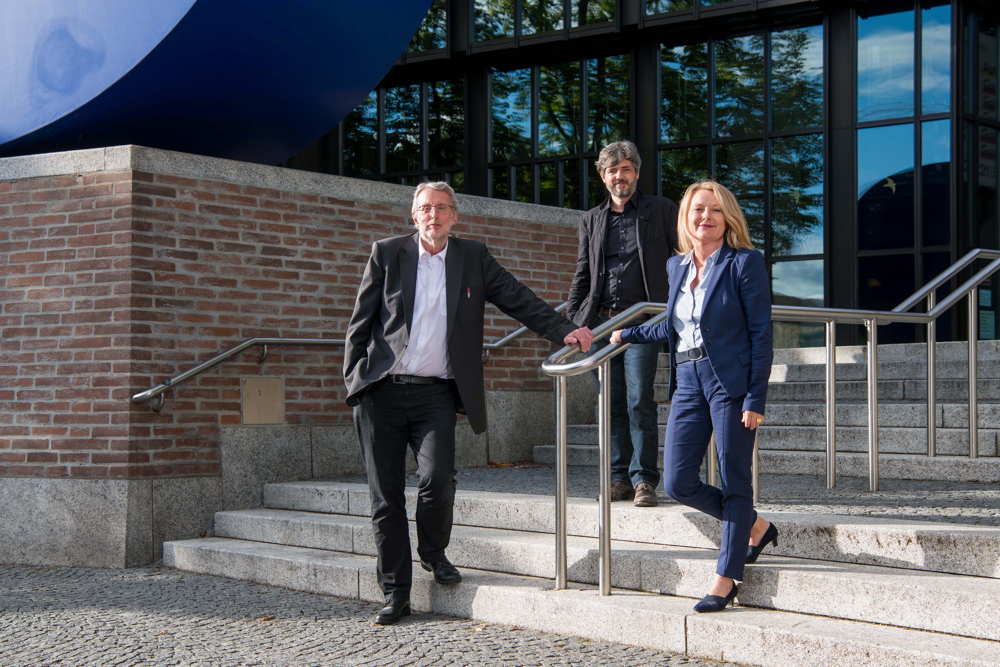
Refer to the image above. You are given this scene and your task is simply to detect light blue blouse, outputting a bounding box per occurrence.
[673,246,723,353]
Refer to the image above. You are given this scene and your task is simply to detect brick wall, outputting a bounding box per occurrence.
[0,150,581,480]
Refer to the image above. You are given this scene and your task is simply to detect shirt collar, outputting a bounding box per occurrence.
[417,237,449,262]
[679,245,724,267]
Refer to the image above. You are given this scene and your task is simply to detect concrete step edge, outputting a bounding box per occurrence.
[163,538,1000,667]
[212,508,1000,641]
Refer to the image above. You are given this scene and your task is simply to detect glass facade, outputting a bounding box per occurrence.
[285,0,1000,345]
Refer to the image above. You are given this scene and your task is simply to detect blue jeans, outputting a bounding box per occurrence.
[588,313,661,488]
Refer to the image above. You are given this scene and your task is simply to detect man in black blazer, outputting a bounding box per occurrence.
[566,141,678,507]
[344,182,592,625]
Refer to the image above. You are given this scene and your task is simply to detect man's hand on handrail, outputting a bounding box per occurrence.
[564,327,594,352]
[609,329,624,345]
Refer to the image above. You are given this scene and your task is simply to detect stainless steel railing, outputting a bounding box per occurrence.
[542,248,1000,595]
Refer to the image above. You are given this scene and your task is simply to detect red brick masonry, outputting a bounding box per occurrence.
[0,169,579,479]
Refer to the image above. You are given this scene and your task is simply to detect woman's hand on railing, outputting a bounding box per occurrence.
[564,327,594,353]
[609,329,624,345]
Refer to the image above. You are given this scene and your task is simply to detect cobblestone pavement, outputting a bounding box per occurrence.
[331,465,1000,526]
[0,564,732,667]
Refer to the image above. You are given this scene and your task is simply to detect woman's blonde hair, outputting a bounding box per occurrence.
[676,179,753,253]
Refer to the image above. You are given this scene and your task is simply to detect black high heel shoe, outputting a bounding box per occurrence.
[745,522,778,564]
[693,582,739,613]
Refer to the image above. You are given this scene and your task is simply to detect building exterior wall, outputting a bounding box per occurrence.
[0,145,588,566]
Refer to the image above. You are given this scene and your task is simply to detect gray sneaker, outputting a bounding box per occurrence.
[633,482,658,507]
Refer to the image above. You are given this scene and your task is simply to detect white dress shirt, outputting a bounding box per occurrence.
[673,246,722,353]
[393,240,452,378]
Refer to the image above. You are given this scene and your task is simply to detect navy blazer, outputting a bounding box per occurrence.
[343,233,577,434]
[619,243,773,414]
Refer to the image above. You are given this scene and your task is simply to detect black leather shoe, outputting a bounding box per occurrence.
[421,557,462,584]
[374,597,410,625]
[745,522,779,565]
[693,582,739,613]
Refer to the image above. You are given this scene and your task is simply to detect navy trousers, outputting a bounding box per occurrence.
[354,380,457,599]
[663,357,756,581]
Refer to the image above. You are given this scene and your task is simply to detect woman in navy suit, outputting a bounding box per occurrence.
[611,179,776,612]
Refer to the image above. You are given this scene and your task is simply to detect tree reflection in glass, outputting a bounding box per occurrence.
[492,68,532,161]
[588,55,630,151]
[342,91,378,179]
[408,0,447,52]
[660,147,708,202]
[571,0,614,28]
[715,34,764,137]
[539,62,580,156]
[771,26,823,131]
[476,0,514,41]
[429,80,465,170]
[562,158,581,209]
[523,0,563,35]
[772,134,824,255]
[385,85,421,174]
[716,140,765,246]
[646,0,693,14]
[661,43,708,142]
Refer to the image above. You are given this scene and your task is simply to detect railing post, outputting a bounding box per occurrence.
[554,375,568,589]
[825,320,837,488]
[926,293,937,457]
[597,362,612,596]
[866,319,880,492]
[708,434,717,488]
[752,430,760,504]
[968,291,979,459]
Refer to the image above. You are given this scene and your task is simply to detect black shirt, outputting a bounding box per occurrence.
[599,196,645,309]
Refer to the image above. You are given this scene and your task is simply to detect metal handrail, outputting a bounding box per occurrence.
[132,302,572,411]
[542,249,1000,595]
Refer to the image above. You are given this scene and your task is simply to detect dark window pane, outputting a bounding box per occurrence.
[646,0,693,14]
[587,157,605,209]
[701,0,740,4]
[714,34,765,137]
[772,134,824,256]
[587,55,630,151]
[523,0,563,35]
[974,19,998,120]
[492,166,510,199]
[449,171,466,194]
[476,0,514,41]
[773,322,825,348]
[562,158,582,209]
[540,162,557,206]
[923,251,953,341]
[771,25,824,131]
[858,10,915,122]
[408,0,447,52]
[857,124,915,251]
[429,79,465,169]
[922,119,951,246]
[385,85,421,173]
[342,92,378,179]
[571,0,614,27]
[661,43,708,142]
[715,140,765,246]
[492,68,532,160]
[922,5,951,114]
[516,164,534,202]
[539,62,580,156]
[772,259,825,347]
[660,147,708,202]
[968,123,1000,248]
[859,254,917,343]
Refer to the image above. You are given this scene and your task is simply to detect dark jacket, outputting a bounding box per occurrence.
[619,243,773,414]
[344,233,577,434]
[566,190,679,327]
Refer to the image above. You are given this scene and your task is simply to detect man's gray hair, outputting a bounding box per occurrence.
[595,140,642,175]
[412,181,458,213]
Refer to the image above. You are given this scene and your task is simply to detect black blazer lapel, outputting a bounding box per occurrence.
[445,237,463,341]
[400,233,419,332]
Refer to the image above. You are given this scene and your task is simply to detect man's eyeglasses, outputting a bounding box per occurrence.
[415,204,454,214]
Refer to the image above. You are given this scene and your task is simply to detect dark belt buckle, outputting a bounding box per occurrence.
[686,348,705,361]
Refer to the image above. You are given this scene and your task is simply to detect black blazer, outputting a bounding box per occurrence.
[566,190,679,327]
[344,233,577,434]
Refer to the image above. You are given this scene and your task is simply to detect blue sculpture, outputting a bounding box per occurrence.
[0,0,431,164]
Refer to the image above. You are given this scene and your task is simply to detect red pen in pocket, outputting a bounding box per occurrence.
[466,287,470,298]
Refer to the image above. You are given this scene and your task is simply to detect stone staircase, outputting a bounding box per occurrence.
[165,479,1000,666]
[535,340,1000,483]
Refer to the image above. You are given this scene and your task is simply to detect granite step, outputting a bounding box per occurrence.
[211,505,1000,642]
[163,538,1000,667]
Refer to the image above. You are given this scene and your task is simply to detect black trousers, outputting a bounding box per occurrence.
[353,380,457,600]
